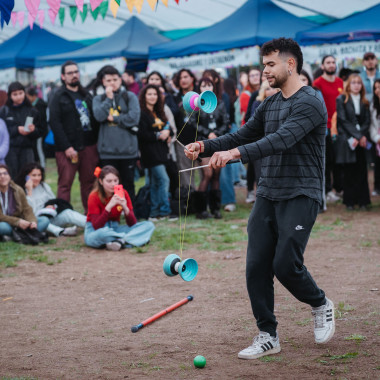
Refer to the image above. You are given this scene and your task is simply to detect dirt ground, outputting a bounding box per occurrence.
[0,200,379,380]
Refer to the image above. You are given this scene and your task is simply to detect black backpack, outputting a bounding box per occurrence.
[134,185,151,220]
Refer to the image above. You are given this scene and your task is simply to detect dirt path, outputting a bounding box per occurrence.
[0,203,379,379]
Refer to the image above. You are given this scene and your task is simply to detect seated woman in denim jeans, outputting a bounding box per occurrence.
[138,84,175,221]
[84,165,154,251]
[0,164,49,242]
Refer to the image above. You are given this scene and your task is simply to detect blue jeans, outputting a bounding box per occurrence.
[84,221,155,248]
[149,164,171,217]
[0,216,50,236]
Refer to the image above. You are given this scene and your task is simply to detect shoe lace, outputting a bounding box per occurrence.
[252,332,271,346]
[312,309,325,329]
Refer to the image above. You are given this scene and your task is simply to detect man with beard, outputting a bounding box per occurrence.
[49,61,99,213]
[185,38,335,359]
[313,56,344,203]
[360,52,380,102]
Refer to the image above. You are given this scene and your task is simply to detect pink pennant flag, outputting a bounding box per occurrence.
[28,12,35,29]
[38,9,44,28]
[90,0,103,11]
[24,0,41,19]
[18,11,25,27]
[47,0,61,24]
[11,12,17,27]
[75,0,84,12]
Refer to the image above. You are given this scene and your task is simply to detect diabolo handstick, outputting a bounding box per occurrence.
[179,159,241,173]
[175,139,202,163]
[131,295,193,333]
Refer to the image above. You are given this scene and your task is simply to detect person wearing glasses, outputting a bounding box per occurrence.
[49,61,99,214]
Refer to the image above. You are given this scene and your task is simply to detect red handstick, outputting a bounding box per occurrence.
[131,295,193,333]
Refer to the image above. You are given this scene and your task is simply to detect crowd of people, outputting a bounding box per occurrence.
[0,50,379,249]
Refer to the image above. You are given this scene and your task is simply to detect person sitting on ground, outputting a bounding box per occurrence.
[84,165,155,251]
[0,164,49,242]
[15,162,86,237]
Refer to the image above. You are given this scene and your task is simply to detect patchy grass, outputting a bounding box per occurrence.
[259,355,283,362]
[344,334,366,342]
[336,302,355,318]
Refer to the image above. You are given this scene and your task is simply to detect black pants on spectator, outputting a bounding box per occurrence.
[374,155,380,192]
[343,147,370,207]
[101,158,136,204]
[246,196,326,336]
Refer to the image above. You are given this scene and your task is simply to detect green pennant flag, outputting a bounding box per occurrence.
[91,5,100,20]
[70,6,77,23]
[58,7,65,26]
[80,4,88,23]
[114,0,121,5]
[99,1,108,19]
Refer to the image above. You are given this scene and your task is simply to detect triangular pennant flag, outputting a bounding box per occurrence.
[69,6,77,22]
[27,12,35,29]
[75,0,84,13]
[24,0,40,20]
[99,1,108,19]
[37,8,44,28]
[174,0,179,3]
[161,0,168,6]
[58,7,65,26]
[11,11,17,26]
[90,5,100,20]
[47,0,60,25]
[134,0,143,13]
[109,0,119,17]
[0,0,14,28]
[80,4,88,22]
[90,0,103,11]
[125,0,133,13]
[17,11,25,27]
[146,0,157,11]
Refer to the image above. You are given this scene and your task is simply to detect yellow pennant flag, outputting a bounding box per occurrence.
[146,0,157,11]
[161,0,168,6]
[125,0,134,12]
[110,0,120,17]
[134,0,144,13]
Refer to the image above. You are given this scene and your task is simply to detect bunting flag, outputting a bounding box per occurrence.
[0,0,14,28]
[134,0,144,13]
[37,8,44,28]
[90,4,100,20]
[17,11,25,27]
[69,5,77,22]
[146,0,157,11]
[174,0,179,3]
[109,0,120,17]
[24,0,40,20]
[47,0,60,25]
[99,1,108,18]
[11,11,17,26]
[27,12,34,29]
[75,0,84,13]
[125,0,133,13]
[79,4,88,22]
[90,0,103,12]
[161,0,168,6]
[58,6,65,26]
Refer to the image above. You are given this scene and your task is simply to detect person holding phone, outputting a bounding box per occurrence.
[0,82,43,177]
[84,165,154,251]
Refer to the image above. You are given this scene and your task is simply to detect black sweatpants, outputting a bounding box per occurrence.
[246,196,326,336]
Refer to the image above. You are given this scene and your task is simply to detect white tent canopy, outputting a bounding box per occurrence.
[2,0,380,43]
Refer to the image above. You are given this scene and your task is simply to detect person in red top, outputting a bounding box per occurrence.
[239,68,261,126]
[84,165,154,251]
[313,55,344,203]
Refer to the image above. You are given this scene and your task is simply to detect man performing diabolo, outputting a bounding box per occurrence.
[185,38,335,359]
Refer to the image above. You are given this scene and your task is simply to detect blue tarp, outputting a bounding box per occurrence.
[38,16,168,67]
[0,26,83,69]
[149,0,316,60]
[296,3,380,45]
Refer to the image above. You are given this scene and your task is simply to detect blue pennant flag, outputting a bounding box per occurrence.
[0,0,15,28]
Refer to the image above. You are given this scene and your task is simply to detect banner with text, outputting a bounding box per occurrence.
[147,46,260,74]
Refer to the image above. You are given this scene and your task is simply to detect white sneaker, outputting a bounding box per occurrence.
[238,332,281,360]
[245,190,256,204]
[62,226,78,236]
[326,191,340,203]
[105,241,122,251]
[224,203,236,212]
[312,298,335,344]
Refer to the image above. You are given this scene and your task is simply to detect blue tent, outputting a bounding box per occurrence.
[297,3,380,45]
[0,26,83,69]
[149,0,316,60]
[38,16,168,67]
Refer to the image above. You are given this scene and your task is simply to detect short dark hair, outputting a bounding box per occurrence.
[300,69,312,86]
[147,71,165,87]
[6,81,31,107]
[61,60,78,75]
[124,69,136,78]
[260,38,303,74]
[363,52,376,60]
[99,65,120,79]
[26,87,38,97]
[321,55,335,65]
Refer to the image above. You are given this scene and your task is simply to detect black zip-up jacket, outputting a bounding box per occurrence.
[138,112,173,169]
[49,86,98,152]
[196,101,229,140]
[0,102,42,149]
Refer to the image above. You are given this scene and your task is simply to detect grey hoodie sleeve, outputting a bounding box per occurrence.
[93,96,113,123]
[113,92,141,128]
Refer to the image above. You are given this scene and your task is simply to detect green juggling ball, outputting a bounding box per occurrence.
[193,355,206,368]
